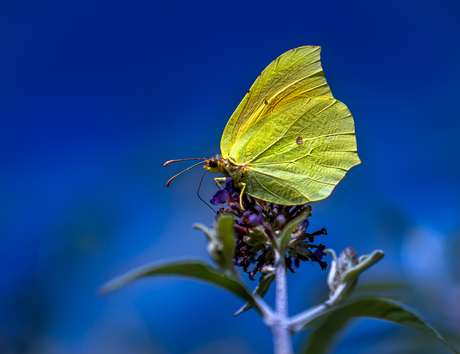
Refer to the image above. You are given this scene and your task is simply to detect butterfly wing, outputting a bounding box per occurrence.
[229,97,360,205]
[221,46,333,159]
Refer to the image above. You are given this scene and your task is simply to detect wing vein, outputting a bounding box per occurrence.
[247,99,338,163]
[251,166,334,187]
[250,172,293,204]
[244,48,321,123]
[269,65,323,103]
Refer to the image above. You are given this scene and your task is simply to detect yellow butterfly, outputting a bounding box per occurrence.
[166,46,360,206]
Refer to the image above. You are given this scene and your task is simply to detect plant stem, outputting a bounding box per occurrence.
[288,303,328,333]
[272,251,293,354]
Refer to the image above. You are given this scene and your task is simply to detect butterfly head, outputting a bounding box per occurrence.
[204,156,225,174]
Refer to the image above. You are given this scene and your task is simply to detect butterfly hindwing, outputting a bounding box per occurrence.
[230,97,360,205]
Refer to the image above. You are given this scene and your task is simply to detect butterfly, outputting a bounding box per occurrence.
[165,46,360,206]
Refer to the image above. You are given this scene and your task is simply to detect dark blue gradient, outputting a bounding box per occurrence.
[1,1,460,353]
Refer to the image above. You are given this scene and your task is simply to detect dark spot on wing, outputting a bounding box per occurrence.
[296,137,303,145]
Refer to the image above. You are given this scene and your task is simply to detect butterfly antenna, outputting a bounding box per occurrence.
[164,158,205,167]
[197,170,216,213]
[165,161,206,187]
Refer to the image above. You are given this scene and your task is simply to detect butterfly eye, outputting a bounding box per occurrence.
[208,157,219,168]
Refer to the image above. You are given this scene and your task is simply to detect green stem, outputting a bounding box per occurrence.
[272,251,293,354]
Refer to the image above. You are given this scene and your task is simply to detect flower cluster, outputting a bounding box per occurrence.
[210,178,328,280]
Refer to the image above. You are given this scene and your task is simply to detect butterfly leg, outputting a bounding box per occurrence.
[214,177,227,190]
[239,182,247,210]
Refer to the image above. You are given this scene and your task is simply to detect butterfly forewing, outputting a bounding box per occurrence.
[221,46,333,158]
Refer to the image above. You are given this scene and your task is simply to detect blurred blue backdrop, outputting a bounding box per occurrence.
[1,1,459,353]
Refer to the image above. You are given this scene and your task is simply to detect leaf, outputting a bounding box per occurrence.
[193,215,235,274]
[342,250,385,284]
[233,273,276,316]
[355,280,410,295]
[302,297,459,354]
[324,249,385,306]
[278,205,311,254]
[99,260,263,315]
[216,214,236,271]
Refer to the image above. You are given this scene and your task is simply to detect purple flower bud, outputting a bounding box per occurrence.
[231,192,240,202]
[312,246,328,270]
[276,214,286,229]
[241,210,263,227]
[313,249,325,260]
[210,178,237,205]
[253,205,263,215]
[242,210,252,218]
[247,213,263,227]
[210,189,230,205]
[319,261,328,271]
[224,177,234,193]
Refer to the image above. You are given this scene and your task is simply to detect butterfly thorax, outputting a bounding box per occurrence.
[204,156,248,189]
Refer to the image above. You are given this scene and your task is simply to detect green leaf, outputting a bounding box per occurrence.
[342,250,385,284]
[302,297,459,354]
[193,216,235,274]
[99,260,263,315]
[278,205,311,254]
[233,273,276,316]
[216,214,236,270]
[354,280,410,297]
[323,249,385,307]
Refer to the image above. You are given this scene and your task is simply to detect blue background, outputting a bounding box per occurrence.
[1,1,460,353]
